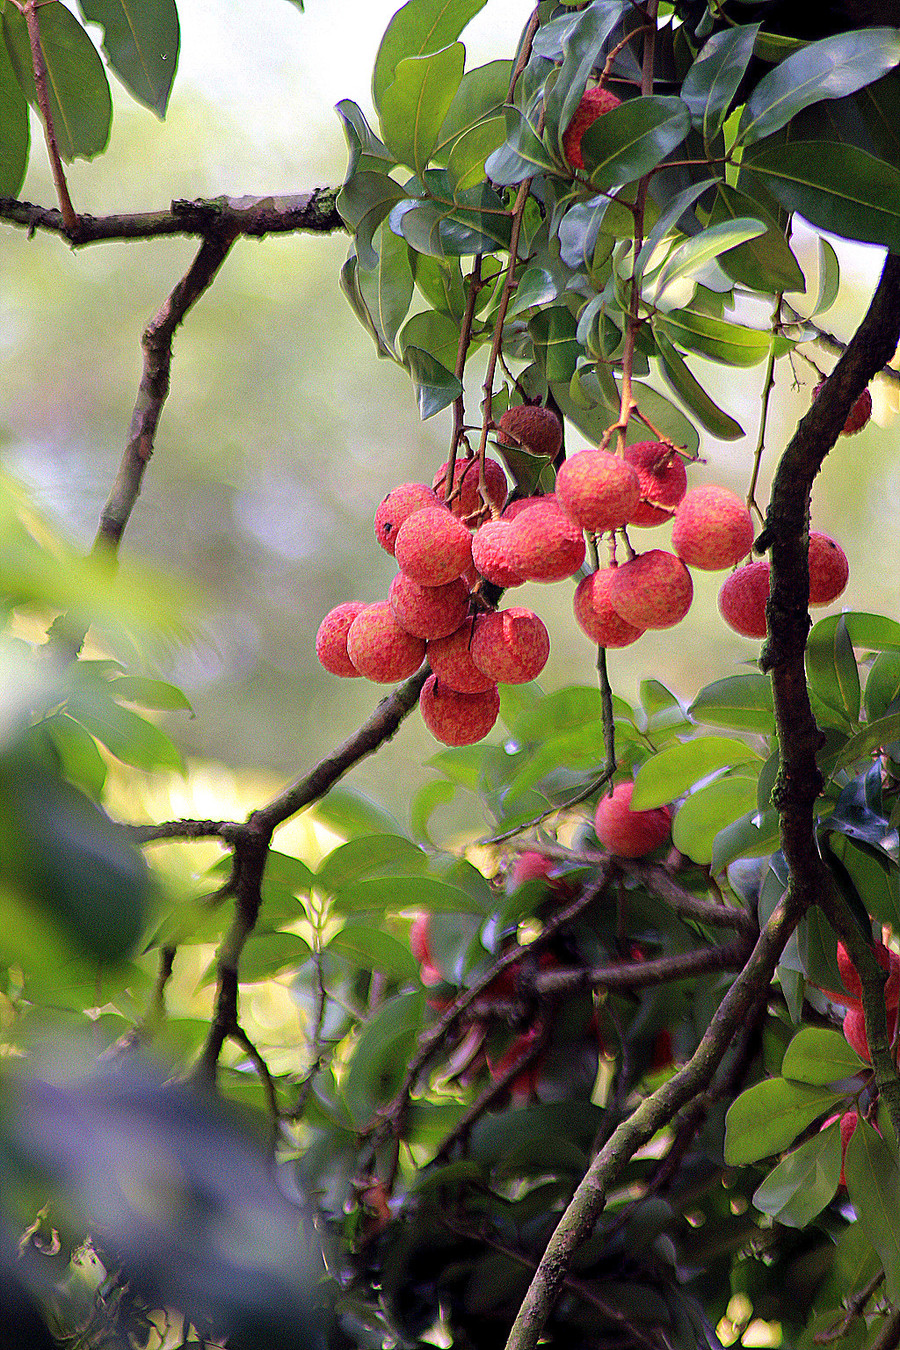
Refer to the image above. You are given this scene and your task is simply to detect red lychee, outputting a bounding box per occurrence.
[562,85,622,172]
[346,601,426,682]
[419,674,500,746]
[595,781,672,858]
[502,493,559,520]
[315,601,368,677]
[427,621,496,694]
[388,573,470,640]
[671,485,754,571]
[394,506,473,586]
[555,449,641,533]
[505,502,586,582]
[433,456,508,520]
[624,442,688,527]
[573,569,645,648]
[814,381,873,436]
[374,482,443,555]
[718,559,770,639]
[507,851,575,903]
[496,404,563,460]
[471,519,525,588]
[808,532,849,606]
[608,550,693,630]
[470,607,551,684]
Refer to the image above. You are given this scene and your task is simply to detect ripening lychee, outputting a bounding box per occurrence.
[718,559,770,639]
[394,506,473,586]
[562,85,622,172]
[427,621,496,694]
[419,673,500,746]
[608,550,693,630]
[433,456,508,520]
[573,569,645,648]
[388,573,470,640]
[496,405,563,460]
[624,442,688,526]
[471,519,525,588]
[814,381,873,436]
[315,601,368,677]
[836,940,900,1009]
[346,601,427,682]
[470,607,550,684]
[505,502,586,582]
[808,532,849,606]
[671,485,754,571]
[595,781,672,858]
[507,851,576,903]
[556,449,641,533]
[374,482,443,555]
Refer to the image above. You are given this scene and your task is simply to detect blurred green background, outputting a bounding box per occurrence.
[1,0,898,827]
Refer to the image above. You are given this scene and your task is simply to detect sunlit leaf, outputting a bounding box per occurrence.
[672,774,760,865]
[373,0,485,111]
[380,43,465,174]
[78,0,179,117]
[681,24,760,143]
[781,1026,867,1085]
[632,737,762,810]
[724,1078,844,1164]
[580,96,691,190]
[655,327,744,439]
[806,613,861,728]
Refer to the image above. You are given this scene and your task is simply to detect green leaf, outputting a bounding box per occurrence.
[316,835,428,893]
[335,98,395,177]
[656,308,777,367]
[812,611,900,654]
[66,689,183,773]
[399,309,461,373]
[357,220,414,355]
[806,613,861,728]
[311,787,405,840]
[447,113,505,192]
[485,105,558,185]
[781,1025,868,1085]
[410,778,456,843]
[3,3,111,161]
[0,27,29,194]
[410,252,467,321]
[690,675,775,733]
[724,1078,845,1164]
[43,713,107,799]
[434,58,510,160]
[372,0,485,112]
[403,346,463,419]
[844,1119,900,1305]
[580,96,691,190]
[329,920,419,981]
[710,808,780,871]
[752,1124,841,1227]
[655,327,744,440]
[632,737,762,810]
[831,714,900,774]
[738,29,900,146]
[543,0,626,162]
[653,218,766,304]
[672,774,760,865]
[741,140,900,253]
[624,382,701,457]
[343,992,425,1123]
[380,43,465,175]
[528,306,581,384]
[707,184,805,293]
[338,170,407,269]
[813,236,840,316]
[681,24,760,143]
[334,875,490,915]
[78,0,179,117]
[239,930,312,982]
[865,651,900,723]
[107,675,192,712]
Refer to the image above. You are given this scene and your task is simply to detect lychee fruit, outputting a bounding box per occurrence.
[388,573,470,640]
[470,607,551,684]
[671,485,754,571]
[394,506,473,586]
[496,405,563,460]
[505,501,586,582]
[502,493,559,520]
[808,532,849,606]
[595,781,672,858]
[562,85,622,172]
[718,559,770,639]
[573,569,645,648]
[346,601,427,682]
[624,442,688,526]
[556,449,641,533]
[315,601,368,677]
[427,621,496,694]
[433,456,508,519]
[507,851,575,903]
[814,381,873,436]
[419,673,500,746]
[608,550,693,630]
[375,482,443,555]
[471,519,525,588]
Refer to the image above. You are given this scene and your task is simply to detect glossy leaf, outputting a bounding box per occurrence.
[813,236,841,316]
[653,219,766,304]
[434,58,510,159]
[338,171,408,269]
[316,835,428,893]
[738,29,900,146]
[3,3,111,161]
[333,874,488,915]
[485,105,558,185]
[0,29,28,194]
[831,714,900,774]
[410,252,467,321]
[864,651,900,722]
[707,184,805,293]
[447,114,505,192]
[399,309,460,374]
[844,1119,900,1305]
[724,1078,844,1164]
[404,346,463,419]
[710,808,780,871]
[752,1124,841,1227]
[78,0,179,117]
[626,382,701,457]
[656,308,777,367]
[529,306,581,384]
[357,220,414,355]
[632,737,762,810]
[672,774,760,865]
[633,177,719,286]
[543,0,626,161]
[343,992,424,1123]
[108,675,192,712]
[239,931,312,982]
[328,921,419,981]
[311,787,405,840]
[781,1026,867,1085]
[812,611,900,654]
[372,0,485,111]
[380,44,465,175]
[66,690,184,773]
[655,327,744,440]
[806,613,861,728]
[336,99,395,179]
[580,96,691,190]
[681,24,760,143]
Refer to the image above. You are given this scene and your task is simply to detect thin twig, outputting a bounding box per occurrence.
[22,0,77,232]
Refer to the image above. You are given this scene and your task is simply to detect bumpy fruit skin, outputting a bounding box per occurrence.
[346,601,426,682]
[471,519,525,588]
[470,607,551,684]
[808,532,849,605]
[419,674,500,745]
[394,506,473,586]
[433,456,508,519]
[315,601,368,677]
[671,485,754,571]
[388,573,469,640]
[573,569,645,648]
[502,493,559,520]
[814,381,873,435]
[556,449,641,533]
[497,405,563,460]
[624,442,687,526]
[718,559,770,638]
[608,550,693,630]
[595,781,672,858]
[562,85,622,171]
[427,621,496,694]
[374,482,443,555]
[505,502,586,582]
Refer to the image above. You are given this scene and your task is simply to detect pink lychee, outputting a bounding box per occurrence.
[374,482,443,555]
[388,573,470,640]
[555,449,641,533]
[504,502,586,582]
[471,519,525,588]
[433,456,508,520]
[419,674,500,746]
[808,532,849,606]
[427,621,496,694]
[608,550,693,630]
[671,485,755,571]
[315,601,368,677]
[394,507,473,586]
[469,607,551,684]
[718,560,770,639]
[595,781,672,858]
[502,493,559,520]
[346,601,427,682]
[573,569,645,648]
[562,86,622,172]
[624,442,688,527]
